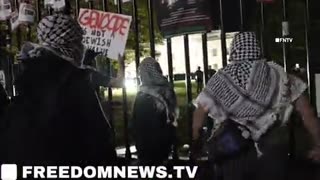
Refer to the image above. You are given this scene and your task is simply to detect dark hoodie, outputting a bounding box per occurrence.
[0,51,116,165]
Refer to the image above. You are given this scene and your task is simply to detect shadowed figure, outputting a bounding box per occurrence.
[0,13,116,165]
[131,57,179,165]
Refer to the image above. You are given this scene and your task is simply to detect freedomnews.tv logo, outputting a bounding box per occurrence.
[275,37,293,43]
[1,164,198,179]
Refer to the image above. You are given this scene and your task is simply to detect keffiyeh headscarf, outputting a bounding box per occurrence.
[138,57,179,127]
[19,13,84,67]
[196,32,307,141]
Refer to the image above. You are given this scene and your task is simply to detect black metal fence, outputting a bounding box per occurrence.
[0,0,317,161]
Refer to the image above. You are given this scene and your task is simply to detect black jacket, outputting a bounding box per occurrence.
[0,51,116,165]
[131,92,176,164]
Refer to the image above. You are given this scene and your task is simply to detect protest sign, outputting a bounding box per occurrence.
[52,0,65,10]
[0,0,12,21]
[45,0,65,10]
[10,11,19,31]
[18,3,35,24]
[78,8,132,60]
[44,0,54,7]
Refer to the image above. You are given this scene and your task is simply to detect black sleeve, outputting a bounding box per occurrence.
[56,71,116,163]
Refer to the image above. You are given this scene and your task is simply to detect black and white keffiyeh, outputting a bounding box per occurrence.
[195,32,307,141]
[19,13,84,67]
[138,57,179,127]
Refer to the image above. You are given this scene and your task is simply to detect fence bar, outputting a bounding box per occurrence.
[5,20,13,97]
[184,35,193,155]
[75,0,80,17]
[304,0,311,98]
[102,0,115,128]
[260,2,266,58]
[88,0,93,9]
[282,0,289,71]
[202,33,209,84]
[239,0,244,31]
[167,37,178,161]
[14,0,21,49]
[167,38,174,84]
[147,0,156,58]
[219,0,228,67]
[36,0,41,22]
[132,0,140,82]
[117,0,131,160]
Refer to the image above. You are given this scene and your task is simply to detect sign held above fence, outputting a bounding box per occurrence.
[78,8,132,60]
[18,3,35,24]
[0,0,12,21]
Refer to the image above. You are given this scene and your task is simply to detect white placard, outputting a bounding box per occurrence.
[18,3,35,24]
[44,0,54,7]
[10,11,19,31]
[0,0,12,21]
[52,0,65,10]
[78,8,132,60]
[114,0,132,4]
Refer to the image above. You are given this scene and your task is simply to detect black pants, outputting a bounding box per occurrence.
[197,81,203,93]
[218,127,289,180]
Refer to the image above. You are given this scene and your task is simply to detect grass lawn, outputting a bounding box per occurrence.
[102,80,200,148]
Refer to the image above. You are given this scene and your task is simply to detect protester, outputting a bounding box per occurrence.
[192,32,320,180]
[195,66,204,94]
[207,65,216,79]
[0,13,118,164]
[131,57,178,165]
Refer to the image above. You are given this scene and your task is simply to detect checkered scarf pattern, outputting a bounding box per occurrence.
[202,31,277,122]
[229,32,261,62]
[138,57,178,126]
[36,13,84,66]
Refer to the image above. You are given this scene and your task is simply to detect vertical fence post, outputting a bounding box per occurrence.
[167,38,174,84]
[102,0,115,130]
[132,0,140,84]
[117,0,131,160]
[260,2,266,58]
[5,20,13,97]
[219,0,228,67]
[147,0,155,58]
[282,0,289,72]
[36,0,41,22]
[202,33,209,84]
[75,0,80,17]
[166,37,178,161]
[304,0,311,99]
[280,0,295,161]
[184,35,193,159]
[14,0,21,49]
[239,0,244,31]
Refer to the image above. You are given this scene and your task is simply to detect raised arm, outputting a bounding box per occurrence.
[295,95,320,161]
[192,104,208,141]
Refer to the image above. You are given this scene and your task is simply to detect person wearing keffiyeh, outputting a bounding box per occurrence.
[131,57,179,165]
[192,32,320,180]
[0,13,116,164]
